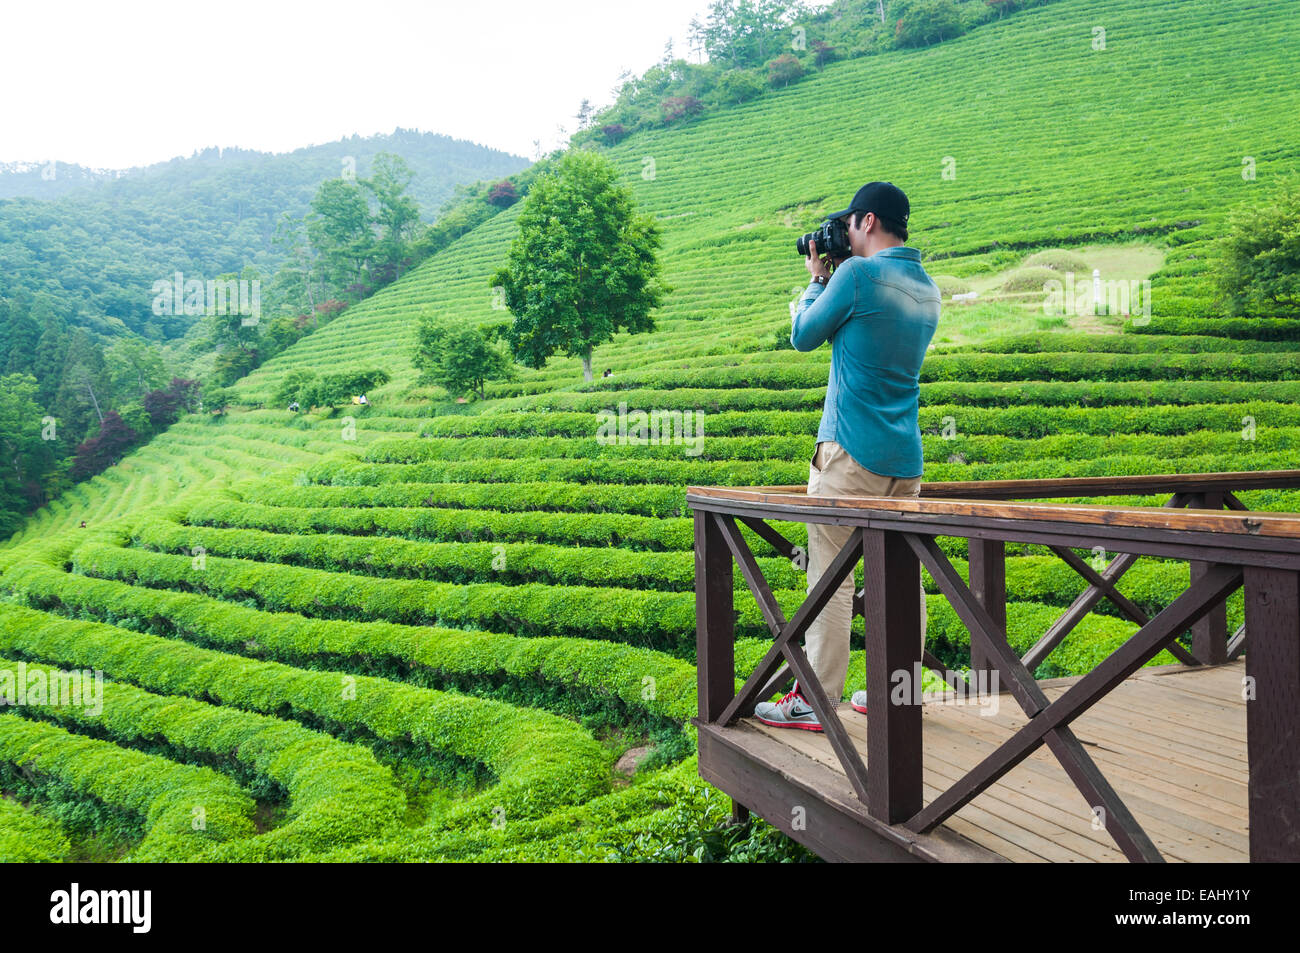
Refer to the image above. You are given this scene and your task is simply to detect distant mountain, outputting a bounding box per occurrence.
[0,161,125,200]
[0,128,528,340]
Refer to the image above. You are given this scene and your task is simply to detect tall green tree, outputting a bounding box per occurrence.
[2,295,40,376]
[0,295,12,373]
[413,318,515,400]
[892,0,965,47]
[104,337,168,404]
[364,153,421,283]
[269,212,320,316]
[31,305,69,406]
[306,178,375,294]
[301,153,423,298]
[0,373,59,533]
[54,329,108,438]
[490,150,668,382]
[689,0,796,68]
[203,268,264,385]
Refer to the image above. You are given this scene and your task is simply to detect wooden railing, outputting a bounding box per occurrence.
[688,469,1300,862]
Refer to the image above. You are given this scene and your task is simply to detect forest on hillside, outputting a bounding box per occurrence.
[0,133,529,533]
[0,129,526,341]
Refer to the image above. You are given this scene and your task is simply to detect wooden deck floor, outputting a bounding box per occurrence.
[744,660,1249,862]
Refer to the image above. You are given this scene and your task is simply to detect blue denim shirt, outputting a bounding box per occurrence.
[791,246,940,478]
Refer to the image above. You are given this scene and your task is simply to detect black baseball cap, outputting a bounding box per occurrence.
[828,181,910,226]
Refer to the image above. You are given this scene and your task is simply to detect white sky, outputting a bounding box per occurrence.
[0,0,715,169]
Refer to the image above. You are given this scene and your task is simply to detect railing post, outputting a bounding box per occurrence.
[1242,565,1300,862]
[1188,491,1229,664]
[968,537,1007,685]
[861,527,923,824]
[695,509,734,723]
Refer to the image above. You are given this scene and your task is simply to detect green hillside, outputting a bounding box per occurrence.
[2,0,1299,862]
[0,129,527,340]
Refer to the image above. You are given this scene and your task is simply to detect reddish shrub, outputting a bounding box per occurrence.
[487,180,519,208]
[767,54,804,88]
[71,411,138,482]
[660,96,703,123]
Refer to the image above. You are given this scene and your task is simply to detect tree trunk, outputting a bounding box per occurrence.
[582,348,593,383]
[85,381,103,424]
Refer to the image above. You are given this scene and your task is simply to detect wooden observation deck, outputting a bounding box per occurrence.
[687,470,1300,863]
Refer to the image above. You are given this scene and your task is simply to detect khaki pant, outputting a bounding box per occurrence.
[804,440,926,705]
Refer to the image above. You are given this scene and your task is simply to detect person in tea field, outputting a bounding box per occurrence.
[755,181,941,732]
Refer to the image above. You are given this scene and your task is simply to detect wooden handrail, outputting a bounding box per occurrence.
[701,467,1300,501]
[687,487,1300,546]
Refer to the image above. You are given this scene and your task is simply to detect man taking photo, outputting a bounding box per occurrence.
[755,181,941,732]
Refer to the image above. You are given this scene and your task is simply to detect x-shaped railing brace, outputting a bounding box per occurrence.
[904,533,1244,863]
[713,514,874,803]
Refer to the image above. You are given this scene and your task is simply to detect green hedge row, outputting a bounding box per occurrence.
[304,455,808,488]
[0,596,611,832]
[555,352,1300,392]
[412,402,1300,443]
[2,544,697,727]
[66,532,1194,678]
[0,795,70,862]
[70,538,724,652]
[300,446,1300,496]
[242,462,1300,517]
[1125,316,1300,341]
[924,351,1300,384]
[183,498,695,551]
[923,428,1300,466]
[489,387,828,414]
[961,332,1299,355]
[237,479,690,518]
[416,410,819,439]
[134,517,715,591]
[0,710,256,861]
[132,516,1216,627]
[923,380,1300,408]
[0,641,406,862]
[357,427,1299,468]
[312,756,705,862]
[916,449,1300,487]
[486,378,1300,414]
[358,434,806,464]
[917,402,1300,440]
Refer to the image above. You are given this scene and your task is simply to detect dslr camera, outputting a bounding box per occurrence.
[796,217,851,261]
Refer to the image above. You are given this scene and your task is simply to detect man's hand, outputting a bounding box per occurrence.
[804,238,832,281]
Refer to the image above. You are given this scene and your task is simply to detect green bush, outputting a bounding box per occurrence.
[0,797,71,862]
[932,274,972,297]
[1216,178,1300,317]
[1000,265,1061,293]
[1021,249,1091,273]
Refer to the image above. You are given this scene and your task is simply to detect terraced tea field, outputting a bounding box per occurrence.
[3,0,1300,861]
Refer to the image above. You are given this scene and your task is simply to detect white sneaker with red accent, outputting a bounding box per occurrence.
[754,688,822,731]
[850,690,867,714]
